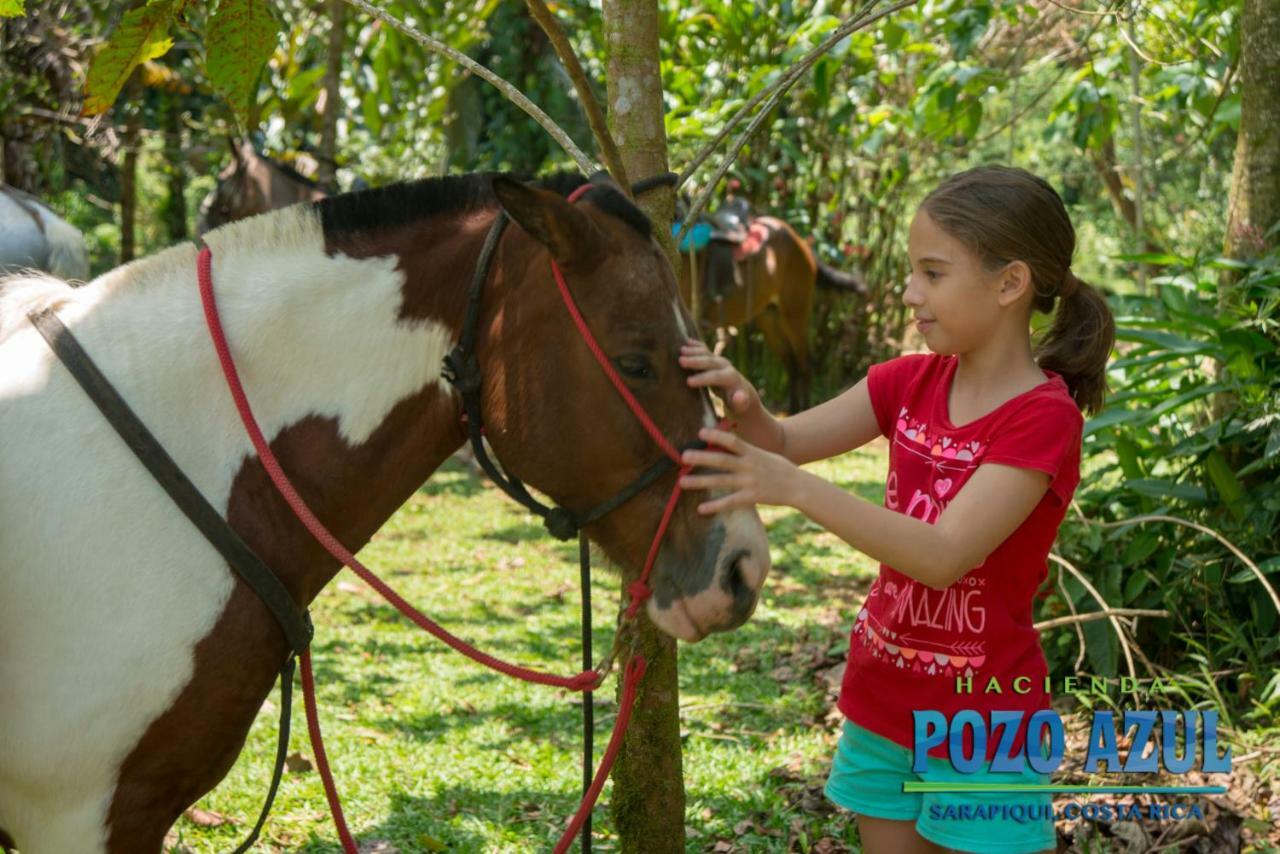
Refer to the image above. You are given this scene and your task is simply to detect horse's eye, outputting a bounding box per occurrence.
[615,355,655,381]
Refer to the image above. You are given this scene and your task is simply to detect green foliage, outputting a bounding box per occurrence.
[205,0,279,119]
[1043,247,1280,722]
[80,0,279,122]
[83,0,183,115]
[0,0,25,18]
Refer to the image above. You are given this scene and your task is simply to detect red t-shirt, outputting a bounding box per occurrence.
[838,353,1083,760]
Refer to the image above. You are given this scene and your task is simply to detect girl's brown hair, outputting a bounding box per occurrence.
[921,165,1116,414]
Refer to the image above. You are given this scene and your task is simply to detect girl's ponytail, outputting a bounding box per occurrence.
[1033,271,1115,415]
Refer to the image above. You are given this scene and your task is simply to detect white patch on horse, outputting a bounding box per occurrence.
[0,203,453,851]
[670,296,716,428]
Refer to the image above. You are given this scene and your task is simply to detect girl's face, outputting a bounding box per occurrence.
[904,209,1012,355]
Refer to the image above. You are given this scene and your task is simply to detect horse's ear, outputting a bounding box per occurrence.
[227,137,246,168]
[492,176,600,268]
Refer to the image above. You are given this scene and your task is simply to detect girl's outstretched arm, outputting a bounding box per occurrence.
[680,428,1051,590]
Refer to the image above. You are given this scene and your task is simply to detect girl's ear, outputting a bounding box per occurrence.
[997,260,1033,307]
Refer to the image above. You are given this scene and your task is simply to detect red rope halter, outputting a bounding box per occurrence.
[197,183,709,852]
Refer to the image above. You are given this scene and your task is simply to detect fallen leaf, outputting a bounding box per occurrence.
[182,807,232,827]
[285,751,313,773]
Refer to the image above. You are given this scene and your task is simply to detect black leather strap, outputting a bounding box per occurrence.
[232,658,295,854]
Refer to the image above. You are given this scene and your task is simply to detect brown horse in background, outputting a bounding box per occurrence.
[196,140,327,235]
[679,216,865,413]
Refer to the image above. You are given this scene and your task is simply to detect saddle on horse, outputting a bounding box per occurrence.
[673,196,771,303]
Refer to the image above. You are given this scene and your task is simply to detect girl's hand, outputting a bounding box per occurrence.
[679,427,805,514]
[679,339,761,418]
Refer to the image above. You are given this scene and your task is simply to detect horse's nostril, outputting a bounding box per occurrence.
[722,549,753,603]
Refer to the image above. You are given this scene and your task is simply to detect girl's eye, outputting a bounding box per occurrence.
[925,270,940,281]
[616,355,655,380]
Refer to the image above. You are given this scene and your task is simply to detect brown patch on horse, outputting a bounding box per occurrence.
[104,386,465,850]
[104,381,466,850]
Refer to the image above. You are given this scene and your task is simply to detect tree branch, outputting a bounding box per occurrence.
[677,0,918,236]
[339,0,595,175]
[524,0,629,190]
[1048,553,1143,700]
[1034,608,1169,630]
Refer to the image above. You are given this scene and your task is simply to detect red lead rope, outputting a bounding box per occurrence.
[197,214,700,851]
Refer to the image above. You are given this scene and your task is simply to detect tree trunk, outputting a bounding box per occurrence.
[600,2,684,852]
[1223,0,1280,267]
[1,17,38,192]
[1214,0,1280,425]
[119,95,142,264]
[1089,135,1160,281]
[318,0,345,192]
[1125,0,1147,294]
[162,92,188,243]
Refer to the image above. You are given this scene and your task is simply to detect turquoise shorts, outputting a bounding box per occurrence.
[825,720,1056,854]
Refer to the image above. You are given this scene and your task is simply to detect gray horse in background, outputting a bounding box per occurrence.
[0,186,90,282]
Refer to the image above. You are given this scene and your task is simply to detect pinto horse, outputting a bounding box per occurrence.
[678,216,865,413]
[0,174,771,852]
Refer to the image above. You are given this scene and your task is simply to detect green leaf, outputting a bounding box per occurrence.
[1125,479,1208,504]
[0,0,24,18]
[1123,569,1151,601]
[83,0,181,116]
[1203,449,1247,522]
[1122,530,1161,566]
[207,0,279,119]
[1226,556,1280,585]
[1114,326,1210,354]
[1084,406,1148,436]
[1083,617,1118,678]
[1116,251,1187,266]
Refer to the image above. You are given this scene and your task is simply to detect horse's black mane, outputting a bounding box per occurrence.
[315,171,652,241]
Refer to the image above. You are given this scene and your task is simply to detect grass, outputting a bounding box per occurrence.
[170,443,890,853]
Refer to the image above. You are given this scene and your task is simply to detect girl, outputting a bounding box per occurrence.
[678,165,1115,854]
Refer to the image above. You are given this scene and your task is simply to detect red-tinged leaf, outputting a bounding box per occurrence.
[206,0,279,119]
[83,0,181,115]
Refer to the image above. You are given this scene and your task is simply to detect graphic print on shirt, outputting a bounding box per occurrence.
[852,405,988,678]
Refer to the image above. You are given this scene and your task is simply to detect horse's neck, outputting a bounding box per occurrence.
[77,203,486,602]
[260,160,324,204]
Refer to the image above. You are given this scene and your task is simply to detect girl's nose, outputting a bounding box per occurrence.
[902,278,924,308]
